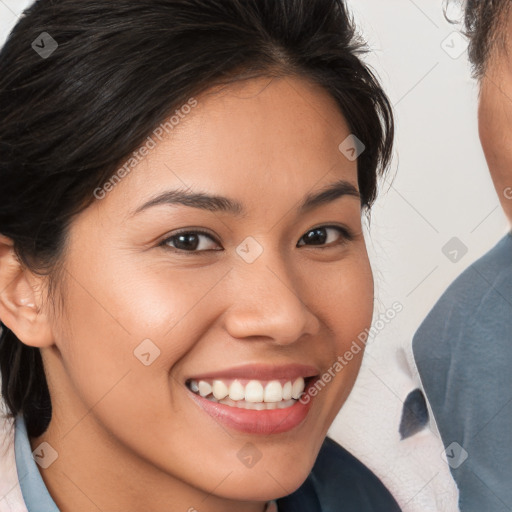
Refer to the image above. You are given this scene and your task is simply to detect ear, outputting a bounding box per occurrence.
[0,234,54,348]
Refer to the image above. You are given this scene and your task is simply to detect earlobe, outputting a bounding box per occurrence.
[0,234,54,348]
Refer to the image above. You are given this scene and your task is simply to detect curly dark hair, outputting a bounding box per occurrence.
[0,0,394,439]
[452,0,512,79]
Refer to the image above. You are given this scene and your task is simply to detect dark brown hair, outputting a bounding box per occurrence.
[0,0,394,438]
[453,0,512,79]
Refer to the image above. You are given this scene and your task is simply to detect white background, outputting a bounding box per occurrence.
[1,1,508,510]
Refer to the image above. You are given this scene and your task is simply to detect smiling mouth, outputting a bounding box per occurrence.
[185,376,317,410]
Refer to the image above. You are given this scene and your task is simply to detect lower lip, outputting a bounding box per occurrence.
[187,380,317,435]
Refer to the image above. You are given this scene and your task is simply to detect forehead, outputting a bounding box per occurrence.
[100,75,358,218]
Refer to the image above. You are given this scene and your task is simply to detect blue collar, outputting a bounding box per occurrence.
[14,413,60,511]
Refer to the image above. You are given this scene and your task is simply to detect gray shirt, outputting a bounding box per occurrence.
[413,231,512,511]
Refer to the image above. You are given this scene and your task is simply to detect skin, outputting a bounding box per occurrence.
[478,9,512,225]
[0,75,374,512]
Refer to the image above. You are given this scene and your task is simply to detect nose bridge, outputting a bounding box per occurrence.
[223,241,320,344]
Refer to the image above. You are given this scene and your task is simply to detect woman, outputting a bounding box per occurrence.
[0,0,398,510]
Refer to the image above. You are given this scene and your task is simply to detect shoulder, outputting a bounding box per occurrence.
[276,436,402,512]
[456,232,512,290]
[414,233,512,343]
[452,233,509,294]
[412,233,512,413]
[435,233,512,305]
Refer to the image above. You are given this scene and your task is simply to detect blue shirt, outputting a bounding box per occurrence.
[14,413,59,511]
[14,414,401,512]
[413,231,512,512]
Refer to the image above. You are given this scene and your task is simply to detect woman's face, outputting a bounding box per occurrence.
[37,75,374,510]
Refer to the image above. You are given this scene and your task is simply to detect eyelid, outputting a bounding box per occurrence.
[296,224,354,248]
[158,228,220,250]
[159,224,354,254]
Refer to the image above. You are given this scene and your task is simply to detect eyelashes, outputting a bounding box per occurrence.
[159,225,354,255]
[160,229,222,253]
[296,225,353,248]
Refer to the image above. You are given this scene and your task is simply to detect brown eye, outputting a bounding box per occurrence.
[161,230,220,253]
[297,225,352,248]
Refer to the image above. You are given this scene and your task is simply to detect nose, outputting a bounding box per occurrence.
[222,249,321,345]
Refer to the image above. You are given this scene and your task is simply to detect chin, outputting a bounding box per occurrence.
[215,468,312,503]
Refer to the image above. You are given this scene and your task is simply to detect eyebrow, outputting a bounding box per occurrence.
[129,179,360,218]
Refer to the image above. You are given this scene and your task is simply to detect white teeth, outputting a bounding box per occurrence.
[212,380,229,400]
[228,380,245,401]
[245,380,264,402]
[263,381,283,402]
[282,381,292,400]
[291,377,305,399]
[217,397,297,410]
[188,376,308,403]
[277,399,296,409]
[198,381,212,397]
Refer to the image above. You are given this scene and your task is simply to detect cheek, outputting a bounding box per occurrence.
[307,248,373,417]
[54,249,248,426]
[340,251,374,361]
[314,246,374,344]
[479,87,512,178]
[51,260,206,415]
[51,269,208,453]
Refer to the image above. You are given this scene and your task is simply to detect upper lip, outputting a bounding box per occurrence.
[185,363,320,382]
